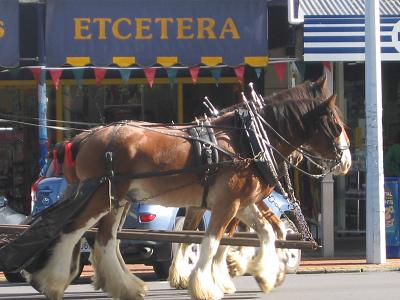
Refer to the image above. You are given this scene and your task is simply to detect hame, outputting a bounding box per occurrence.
[74,17,240,40]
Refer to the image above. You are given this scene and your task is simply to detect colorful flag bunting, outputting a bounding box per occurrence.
[30,67,42,83]
[273,63,287,82]
[94,68,107,86]
[72,69,85,88]
[8,68,20,79]
[119,69,131,84]
[210,68,221,86]
[144,68,156,87]
[189,66,200,84]
[294,61,305,81]
[166,68,178,87]
[322,61,332,72]
[49,69,63,90]
[255,68,262,79]
[234,65,245,85]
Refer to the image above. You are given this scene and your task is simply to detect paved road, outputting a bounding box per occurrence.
[1,272,400,299]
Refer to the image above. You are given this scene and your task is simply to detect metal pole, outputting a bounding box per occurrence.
[37,1,48,169]
[365,0,386,264]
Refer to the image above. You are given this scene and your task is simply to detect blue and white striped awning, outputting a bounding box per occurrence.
[304,15,400,61]
[300,0,400,17]
[289,0,400,25]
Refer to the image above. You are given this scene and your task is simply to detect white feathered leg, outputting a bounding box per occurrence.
[168,243,192,289]
[188,235,224,300]
[237,204,281,293]
[90,205,148,300]
[212,245,236,294]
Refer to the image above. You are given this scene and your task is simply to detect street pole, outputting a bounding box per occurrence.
[37,1,48,169]
[365,0,386,263]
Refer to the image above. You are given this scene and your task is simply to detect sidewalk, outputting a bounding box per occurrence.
[298,235,400,273]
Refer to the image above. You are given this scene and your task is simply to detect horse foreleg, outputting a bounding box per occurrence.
[258,201,288,286]
[236,204,281,293]
[188,203,239,300]
[169,206,206,289]
[23,184,110,300]
[90,202,148,300]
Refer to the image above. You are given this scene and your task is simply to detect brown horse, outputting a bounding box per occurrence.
[169,75,333,291]
[23,93,350,300]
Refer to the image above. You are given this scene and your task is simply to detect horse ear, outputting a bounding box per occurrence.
[316,74,327,88]
[326,94,337,108]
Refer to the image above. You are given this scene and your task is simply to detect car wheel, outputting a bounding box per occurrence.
[153,216,201,280]
[3,271,25,283]
[282,218,301,274]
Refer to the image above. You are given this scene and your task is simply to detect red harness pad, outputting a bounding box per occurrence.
[65,142,75,168]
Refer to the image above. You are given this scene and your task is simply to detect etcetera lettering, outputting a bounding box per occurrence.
[0,20,5,38]
[74,17,240,40]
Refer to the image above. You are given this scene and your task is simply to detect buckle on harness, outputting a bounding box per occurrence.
[105,151,114,177]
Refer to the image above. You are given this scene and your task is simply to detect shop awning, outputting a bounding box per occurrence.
[45,0,269,68]
[290,0,400,24]
[0,0,19,67]
[298,0,400,61]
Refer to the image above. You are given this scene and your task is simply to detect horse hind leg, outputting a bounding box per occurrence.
[226,222,257,277]
[23,184,111,300]
[169,206,205,290]
[90,201,148,300]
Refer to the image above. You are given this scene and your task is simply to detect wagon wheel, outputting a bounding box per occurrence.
[153,216,201,279]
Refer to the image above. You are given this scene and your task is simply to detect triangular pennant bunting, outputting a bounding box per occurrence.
[189,66,200,84]
[144,68,156,87]
[72,69,85,88]
[273,63,287,82]
[30,67,42,83]
[322,61,332,72]
[211,68,222,86]
[234,65,245,85]
[9,68,20,79]
[119,69,131,84]
[255,68,262,79]
[49,69,63,90]
[294,61,305,81]
[94,68,107,86]
[166,68,178,87]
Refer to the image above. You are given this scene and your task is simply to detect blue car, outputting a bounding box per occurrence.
[31,158,301,279]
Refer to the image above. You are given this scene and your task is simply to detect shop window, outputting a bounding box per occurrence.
[182,83,241,122]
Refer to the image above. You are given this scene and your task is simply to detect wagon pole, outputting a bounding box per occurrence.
[0,225,317,250]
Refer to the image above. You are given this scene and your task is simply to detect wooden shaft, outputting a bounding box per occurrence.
[0,225,316,250]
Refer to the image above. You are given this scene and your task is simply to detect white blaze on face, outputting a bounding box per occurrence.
[331,130,352,175]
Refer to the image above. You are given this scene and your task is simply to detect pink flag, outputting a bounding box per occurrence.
[144,68,156,87]
[234,65,245,85]
[189,66,200,84]
[273,63,287,82]
[94,68,107,86]
[49,69,63,90]
[322,61,332,72]
[30,67,42,83]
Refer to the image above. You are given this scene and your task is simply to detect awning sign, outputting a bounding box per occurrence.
[0,0,19,67]
[304,15,400,61]
[46,0,268,67]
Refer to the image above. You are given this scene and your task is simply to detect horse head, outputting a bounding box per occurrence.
[303,94,352,175]
[259,94,351,176]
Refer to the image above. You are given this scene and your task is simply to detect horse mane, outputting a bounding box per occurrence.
[261,97,326,137]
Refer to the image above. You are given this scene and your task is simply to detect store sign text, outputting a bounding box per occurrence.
[0,20,5,38]
[73,17,240,40]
